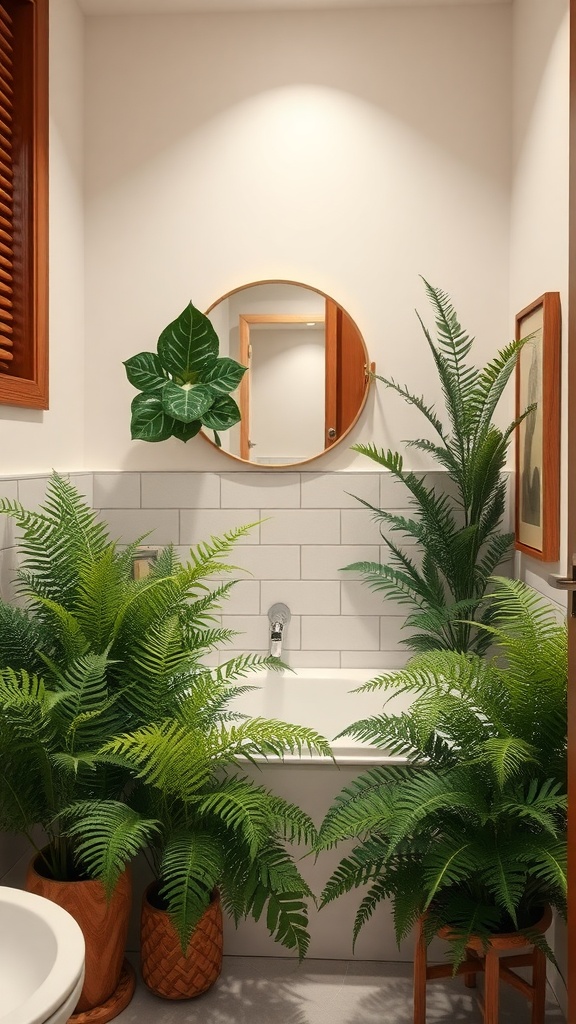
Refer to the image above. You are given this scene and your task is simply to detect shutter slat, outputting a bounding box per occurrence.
[0,3,12,30]
[0,102,12,129]
[0,158,13,182]
[0,79,14,106]
[0,14,13,50]
[0,142,12,168]
[0,117,13,144]
[0,260,13,279]
[0,239,13,259]
[0,184,13,203]
[0,349,13,362]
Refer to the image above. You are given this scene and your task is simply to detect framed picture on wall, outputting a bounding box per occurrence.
[514,291,561,562]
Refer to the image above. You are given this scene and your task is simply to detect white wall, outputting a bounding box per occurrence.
[509,1,569,1010]
[0,0,86,474]
[84,4,513,472]
[510,0,569,604]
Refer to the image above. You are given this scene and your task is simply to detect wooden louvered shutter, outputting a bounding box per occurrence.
[0,0,48,409]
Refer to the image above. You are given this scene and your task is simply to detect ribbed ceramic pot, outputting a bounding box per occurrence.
[140,883,223,1000]
[26,852,134,1019]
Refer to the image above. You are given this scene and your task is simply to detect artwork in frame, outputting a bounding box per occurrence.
[514,292,561,562]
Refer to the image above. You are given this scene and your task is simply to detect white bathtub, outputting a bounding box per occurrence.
[230,667,412,765]
[225,668,420,961]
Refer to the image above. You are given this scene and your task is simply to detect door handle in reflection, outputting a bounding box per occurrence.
[547,575,576,590]
[548,569,576,616]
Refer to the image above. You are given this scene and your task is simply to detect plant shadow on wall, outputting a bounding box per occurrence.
[346,279,534,654]
[0,475,331,1010]
[124,301,247,446]
[316,577,567,972]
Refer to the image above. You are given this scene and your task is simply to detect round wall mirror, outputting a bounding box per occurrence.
[202,281,373,467]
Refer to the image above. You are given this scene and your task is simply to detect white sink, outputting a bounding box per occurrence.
[0,886,85,1024]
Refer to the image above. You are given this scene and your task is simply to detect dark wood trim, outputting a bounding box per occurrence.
[568,3,576,1020]
[0,0,48,409]
[514,291,561,562]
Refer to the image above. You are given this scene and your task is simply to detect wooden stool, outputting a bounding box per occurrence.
[413,906,552,1024]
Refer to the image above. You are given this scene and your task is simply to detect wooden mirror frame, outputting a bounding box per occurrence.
[201,280,374,468]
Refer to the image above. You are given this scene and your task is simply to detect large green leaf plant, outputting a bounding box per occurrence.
[345,280,533,654]
[0,474,329,956]
[124,301,246,446]
[316,577,567,968]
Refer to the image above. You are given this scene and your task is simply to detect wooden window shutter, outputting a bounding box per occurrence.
[0,0,48,409]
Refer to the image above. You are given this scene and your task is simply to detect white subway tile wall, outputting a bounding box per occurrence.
[0,470,521,666]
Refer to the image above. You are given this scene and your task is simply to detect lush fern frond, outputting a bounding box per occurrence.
[320,839,389,906]
[185,523,258,570]
[50,653,111,744]
[343,560,425,607]
[217,718,332,761]
[0,604,51,673]
[353,876,391,947]
[478,737,537,789]
[197,778,273,857]
[160,831,225,950]
[101,723,214,795]
[63,799,160,895]
[221,836,313,959]
[266,795,317,846]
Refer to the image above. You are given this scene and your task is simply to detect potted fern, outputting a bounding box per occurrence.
[97,688,329,999]
[316,577,567,970]
[345,280,533,654]
[0,475,328,1013]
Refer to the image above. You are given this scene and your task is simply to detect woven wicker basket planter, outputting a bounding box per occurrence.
[26,853,134,1022]
[140,883,223,1000]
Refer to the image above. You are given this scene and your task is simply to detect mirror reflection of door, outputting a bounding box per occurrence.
[204,281,372,467]
[239,314,326,463]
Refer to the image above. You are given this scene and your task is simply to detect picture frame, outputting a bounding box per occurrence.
[514,292,561,562]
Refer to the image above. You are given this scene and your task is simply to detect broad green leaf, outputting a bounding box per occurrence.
[172,419,202,443]
[123,352,166,392]
[130,393,174,441]
[201,395,241,430]
[157,302,219,378]
[199,357,247,394]
[161,381,215,423]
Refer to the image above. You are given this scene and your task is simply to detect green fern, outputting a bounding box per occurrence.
[0,474,326,962]
[316,578,567,967]
[346,280,533,653]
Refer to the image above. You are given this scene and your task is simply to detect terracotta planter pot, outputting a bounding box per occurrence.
[140,883,223,1000]
[26,852,135,1022]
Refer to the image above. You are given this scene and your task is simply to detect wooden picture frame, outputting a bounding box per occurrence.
[514,292,561,561]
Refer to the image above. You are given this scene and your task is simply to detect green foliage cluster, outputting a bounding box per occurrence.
[124,301,246,446]
[346,280,533,654]
[315,578,567,968]
[0,474,329,956]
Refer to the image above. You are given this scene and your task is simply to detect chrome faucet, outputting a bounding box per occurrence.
[268,603,291,658]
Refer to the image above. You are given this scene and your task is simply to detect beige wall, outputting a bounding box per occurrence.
[84,4,513,471]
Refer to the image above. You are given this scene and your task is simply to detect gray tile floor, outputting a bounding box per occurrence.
[115,955,566,1023]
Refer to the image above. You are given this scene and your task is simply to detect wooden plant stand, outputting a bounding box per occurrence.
[413,906,552,1024]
